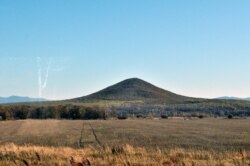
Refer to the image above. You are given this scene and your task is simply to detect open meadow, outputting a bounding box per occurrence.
[0,118,250,165]
[0,118,250,150]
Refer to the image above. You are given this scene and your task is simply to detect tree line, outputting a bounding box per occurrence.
[0,101,250,121]
[0,105,107,120]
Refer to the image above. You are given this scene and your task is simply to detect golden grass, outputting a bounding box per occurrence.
[0,143,249,166]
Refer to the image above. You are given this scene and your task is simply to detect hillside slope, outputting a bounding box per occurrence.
[71,78,198,104]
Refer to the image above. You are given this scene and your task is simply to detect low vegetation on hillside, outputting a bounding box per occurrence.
[72,78,191,103]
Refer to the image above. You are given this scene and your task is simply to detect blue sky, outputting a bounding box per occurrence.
[0,0,250,100]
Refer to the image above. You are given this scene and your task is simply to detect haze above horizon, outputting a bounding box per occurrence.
[1,0,250,100]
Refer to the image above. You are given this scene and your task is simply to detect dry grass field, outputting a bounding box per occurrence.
[0,118,249,150]
[0,118,250,165]
[0,143,249,166]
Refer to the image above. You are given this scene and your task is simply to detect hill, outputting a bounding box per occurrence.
[1,78,250,120]
[71,78,199,104]
[0,96,47,104]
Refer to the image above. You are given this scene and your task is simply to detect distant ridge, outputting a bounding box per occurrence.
[0,96,48,104]
[215,96,250,101]
[72,78,198,104]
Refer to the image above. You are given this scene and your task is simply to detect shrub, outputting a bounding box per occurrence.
[110,110,117,117]
[161,115,168,119]
[136,114,145,118]
[15,110,28,119]
[0,112,6,120]
[228,114,233,119]
[60,109,70,119]
[198,115,204,119]
[69,106,81,119]
[84,107,103,120]
[117,114,128,120]
[31,108,45,119]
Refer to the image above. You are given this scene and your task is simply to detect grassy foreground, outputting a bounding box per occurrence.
[0,143,249,166]
[0,119,250,151]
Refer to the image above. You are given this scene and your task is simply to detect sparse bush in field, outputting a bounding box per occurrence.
[136,114,145,118]
[117,114,128,120]
[198,115,204,119]
[228,114,233,119]
[161,115,168,119]
[111,144,134,154]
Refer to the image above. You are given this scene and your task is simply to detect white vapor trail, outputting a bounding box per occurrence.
[37,57,52,98]
[42,58,52,89]
[37,57,42,98]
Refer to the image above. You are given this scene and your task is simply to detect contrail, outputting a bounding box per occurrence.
[37,57,42,98]
[37,57,52,99]
[42,57,52,89]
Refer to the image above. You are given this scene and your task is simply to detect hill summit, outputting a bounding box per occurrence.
[72,78,193,104]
